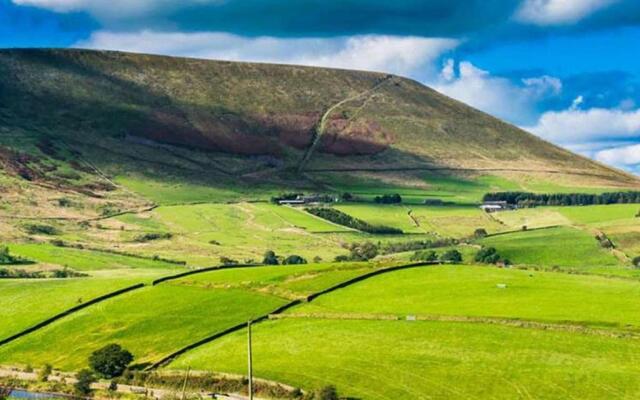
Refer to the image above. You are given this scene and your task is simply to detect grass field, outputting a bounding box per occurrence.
[0,276,141,341]
[480,226,621,269]
[293,265,640,329]
[0,284,287,369]
[168,318,640,399]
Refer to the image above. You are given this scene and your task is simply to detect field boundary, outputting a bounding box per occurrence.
[148,260,439,369]
[0,283,145,347]
[151,263,262,285]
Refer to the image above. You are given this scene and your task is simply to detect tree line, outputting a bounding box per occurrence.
[483,191,640,207]
[305,207,403,234]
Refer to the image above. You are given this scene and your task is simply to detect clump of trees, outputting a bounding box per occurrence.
[262,250,307,265]
[483,191,640,207]
[633,256,640,268]
[380,238,458,255]
[440,249,463,263]
[23,223,59,235]
[474,228,488,239]
[410,250,438,262]
[219,256,239,266]
[89,344,134,379]
[475,247,510,265]
[335,242,379,262]
[305,207,402,234]
[374,194,402,204]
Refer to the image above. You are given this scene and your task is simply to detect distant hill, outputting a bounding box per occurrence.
[0,48,637,210]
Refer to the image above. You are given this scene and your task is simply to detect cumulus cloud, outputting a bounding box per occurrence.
[595,143,640,167]
[430,59,562,124]
[515,0,620,25]
[524,106,640,145]
[75,30,458,76]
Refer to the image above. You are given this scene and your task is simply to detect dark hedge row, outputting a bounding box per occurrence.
[305,207,403,234]
[483,191,640,207]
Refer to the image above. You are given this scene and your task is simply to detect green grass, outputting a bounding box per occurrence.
[293,265,640,329]
[0,284,287,369]
[480,226,621,269]
[0,276,141,340]
[168,318,640,399]
[8,243,181,272]
[557,204,640,225]
[170,262,391,299]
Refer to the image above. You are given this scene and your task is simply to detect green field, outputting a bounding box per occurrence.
[293,265,640,329]
[168,318,640,399]
[480,226,622,269]
[0,276,141,340]
[0,284,286,369]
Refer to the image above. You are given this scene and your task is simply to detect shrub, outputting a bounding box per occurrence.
[262,250,279,265]
[475,247,501,264]
[410,250,437,262]
[24,224,59,235]
[89,344,134,378]
[347,242,379,261]
[440,249,463,263]
[373,194,402,204]
[134,232,173,242]
[219,256,239,266]
[473,228,488,238]
[38,364,52,382]
[312,256,322,263]
[633,256,640,268]
[283,255,307,265]
[0,246,32,265]
[74,369,95,396]
[316,385,339,400]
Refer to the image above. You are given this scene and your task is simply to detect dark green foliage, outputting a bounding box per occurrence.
[440,249,463,263]
[219,256,239,266]
[633,256,640,268]
[475,247,501,264]
[410,250,438,262]
[316,385,339,400]
[88,344,134,378]
[305,207,402,234]
[595,233,614,249]
[347,242,379,261]
[0,246,32,265]
[341,192,354,201]
[263,250,279,265]
[374,194,402,204]
[283,255,307,265]
[51,268,89,278]
[74,369,95,396]
[133,232,173,242]
[23,224,59,235]
[38,364,52,382]
[484,191,640,207]
[474,228,488,238]
[380,238,457,254]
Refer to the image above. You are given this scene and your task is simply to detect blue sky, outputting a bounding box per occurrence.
[2,0,640,172]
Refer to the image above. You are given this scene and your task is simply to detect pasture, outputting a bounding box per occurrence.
[168,318,640,399]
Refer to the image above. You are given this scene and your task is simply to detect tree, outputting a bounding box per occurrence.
[89,344,134,378]
[633,256,640,269]
[410,250,437,262]
[348,242,378,261]
[262,250,279,265]
[283,255,307,265]
[473,228,488,239]
[74,369,95,396]
[475,247,501,264]
[316,385,339,400]
[38,364,52,382]
[440,249,462,263]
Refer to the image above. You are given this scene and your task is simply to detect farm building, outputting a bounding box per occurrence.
[480,200,513,212]
[278,194,337,205]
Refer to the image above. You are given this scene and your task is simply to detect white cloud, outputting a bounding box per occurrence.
[595,143,640,167]
[431,59,561,124]
[515,0,619,25]
[74,30,458,76]
[524,107,640,144]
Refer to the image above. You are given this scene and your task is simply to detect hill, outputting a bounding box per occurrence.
[0,49,637,205]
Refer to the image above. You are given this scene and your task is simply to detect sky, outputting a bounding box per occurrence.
[2,0,640,173]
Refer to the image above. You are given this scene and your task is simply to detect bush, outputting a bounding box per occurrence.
[38,364,52,382]
[440,249,462,263]
[312,256,322,263]
[0,246,32,265]
[24,224,59,235]
[219,256,238,266]
[633,256,640,268]
[316,385,339,400]
[410,250,437,262]
[74,369,95,396]
[475,247,501,264]
[283,255,307,265]
[473,228,488,238]
[262,250,279,265]
[134,232,173,242]
[89,344,134,378]
[373,194,402,204]
[347,242,379,261]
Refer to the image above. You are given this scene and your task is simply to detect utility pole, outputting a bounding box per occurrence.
[248,320,253,400]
